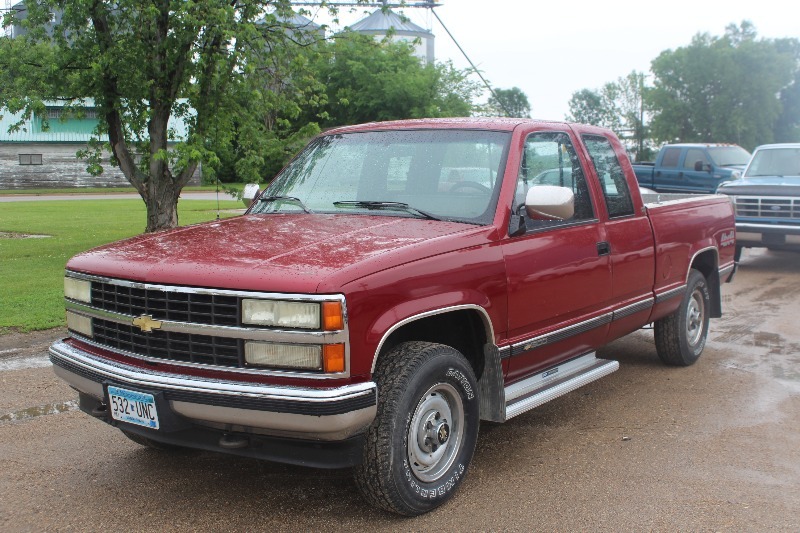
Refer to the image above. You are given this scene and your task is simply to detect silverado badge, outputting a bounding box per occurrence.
[132,314,163,333]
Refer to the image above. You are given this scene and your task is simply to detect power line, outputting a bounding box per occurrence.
[291,1,509,115]
[429,9,510,116]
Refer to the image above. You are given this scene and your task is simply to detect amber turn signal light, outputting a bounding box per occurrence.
[323,343,346,373]
[322,301,344,331]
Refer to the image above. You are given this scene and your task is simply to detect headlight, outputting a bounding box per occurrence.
[66,311,93,336]
[242,299,321,329]
[244,342,345,372]
[730,171,742,180]
[242,299,344,330]
[245,342,322,370]
[64,277,91,303]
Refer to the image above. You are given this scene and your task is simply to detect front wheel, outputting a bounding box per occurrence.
[354,341,479,516]
[654,269,710,366]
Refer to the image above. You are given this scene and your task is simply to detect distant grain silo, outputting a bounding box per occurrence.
[263,9,326,43]
[349,8,434,64]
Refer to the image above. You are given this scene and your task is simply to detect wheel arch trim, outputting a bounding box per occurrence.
[371,304,496,374]
[688,245,723,318]
[688,245,719,280]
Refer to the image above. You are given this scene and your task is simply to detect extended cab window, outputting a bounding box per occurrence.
[660,147,681,167]
[515,132,594,229]
[582,135,635,218]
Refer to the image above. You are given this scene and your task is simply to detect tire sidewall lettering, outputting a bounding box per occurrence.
[402,460,466,500]
[395,353,478,508]
[445,368,475,400]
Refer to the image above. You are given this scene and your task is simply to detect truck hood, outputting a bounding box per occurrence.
[66,214,482,293]
[717,176,800,196]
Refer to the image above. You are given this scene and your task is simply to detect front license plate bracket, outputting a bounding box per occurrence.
[107,385,160,429]
[103,384,190,433]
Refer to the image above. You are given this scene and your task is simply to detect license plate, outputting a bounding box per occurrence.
[108,386,160,430]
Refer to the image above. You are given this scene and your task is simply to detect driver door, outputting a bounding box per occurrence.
[501,130,612,382]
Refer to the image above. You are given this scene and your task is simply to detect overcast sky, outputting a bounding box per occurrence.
[312,0,799,120]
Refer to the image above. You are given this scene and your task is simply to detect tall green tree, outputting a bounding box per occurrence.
[0,0,333,232]
[566,88,617,128]
[774,37,800,141]
[648,22,797,149]
[487,87,531,118]
[308,32,481,128]
[567,71,650,159]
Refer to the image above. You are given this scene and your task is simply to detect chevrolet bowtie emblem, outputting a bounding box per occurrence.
[132,314,162,333]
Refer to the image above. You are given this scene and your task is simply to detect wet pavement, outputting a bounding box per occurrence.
[0,248,798,531]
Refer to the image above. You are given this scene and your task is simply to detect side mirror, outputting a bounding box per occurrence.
[525,185,575,221]
[242,183,261,207]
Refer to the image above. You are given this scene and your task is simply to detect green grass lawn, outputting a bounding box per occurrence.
[0,184,247,195]
[0,199,242,333]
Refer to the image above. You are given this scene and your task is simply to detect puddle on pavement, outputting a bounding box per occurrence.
[750,332,800,356]
[0,354,51,371]
[0,400,78,423]
[713,329,800,392]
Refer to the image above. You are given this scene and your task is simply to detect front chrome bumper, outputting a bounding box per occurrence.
[49,340,377,441]
[736,224,800,248]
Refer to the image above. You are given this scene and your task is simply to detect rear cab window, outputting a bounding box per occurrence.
[660,147,682,167]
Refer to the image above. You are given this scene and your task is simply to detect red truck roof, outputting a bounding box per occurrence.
[325,117,571,134]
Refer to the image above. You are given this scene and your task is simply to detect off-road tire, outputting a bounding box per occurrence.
[353,341,479,516]
[654,269,710,366]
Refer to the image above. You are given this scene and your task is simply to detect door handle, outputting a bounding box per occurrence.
[597,242,611,256]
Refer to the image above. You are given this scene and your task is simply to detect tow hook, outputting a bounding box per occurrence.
[219,433,249,449]
[91,401,108,418]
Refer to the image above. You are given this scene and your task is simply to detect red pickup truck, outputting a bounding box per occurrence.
[50,118,736,515]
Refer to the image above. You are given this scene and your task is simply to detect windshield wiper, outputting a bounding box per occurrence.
[259,196,313,214]
[332,200,440,221]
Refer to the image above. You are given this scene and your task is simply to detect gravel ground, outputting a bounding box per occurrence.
[1,248,798,532]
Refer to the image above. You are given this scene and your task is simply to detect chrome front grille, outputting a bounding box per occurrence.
[91,281,239,326]
[93,318,242,366]
[65,272,351,377]
[87,280,243,367]
[735,196,800,219]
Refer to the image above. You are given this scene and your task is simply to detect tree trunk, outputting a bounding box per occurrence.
[144,109,180,233]
[143,175,181,233]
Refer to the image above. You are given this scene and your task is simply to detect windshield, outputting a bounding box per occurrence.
[708,146,751,167]
[250,129,511,225]
[745,147,800,178]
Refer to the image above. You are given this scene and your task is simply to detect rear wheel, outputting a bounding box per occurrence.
[654,269,710,366]
[354,341,479,516]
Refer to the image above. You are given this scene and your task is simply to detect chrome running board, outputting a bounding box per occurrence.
[504,352,619,420]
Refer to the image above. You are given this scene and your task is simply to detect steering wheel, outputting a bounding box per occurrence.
[450,181,492,194]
